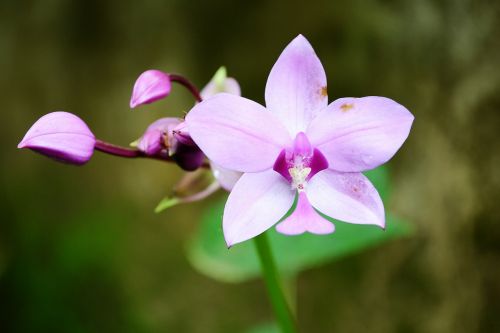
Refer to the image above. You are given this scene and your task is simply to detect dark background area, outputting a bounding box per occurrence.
[1,0,499,332]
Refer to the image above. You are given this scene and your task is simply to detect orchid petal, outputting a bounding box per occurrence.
[307,169,385,228]
[276,192,334,235]
[145,117,182,132]
[210,161,242,191]
[265,35,328,135]
[223,170,295,247]
[18,112,95,165]
[186,93,291,172]
[307,97,414,172]
[293,132,313,157]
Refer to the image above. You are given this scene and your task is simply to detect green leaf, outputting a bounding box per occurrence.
[364,166,390,200]
[186,167,413,283]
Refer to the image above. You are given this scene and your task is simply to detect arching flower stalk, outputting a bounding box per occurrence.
[18,67,241,210]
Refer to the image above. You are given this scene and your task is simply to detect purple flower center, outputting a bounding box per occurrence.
[273,132,328,191]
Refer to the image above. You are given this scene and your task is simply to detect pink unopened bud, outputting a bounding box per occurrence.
[137,129,163,155]
[137,117,205,170]
[130,70,171,108]
[137,118,181,155]
[173,144,205,171]
[200,67,241,99]
[18,111,95,165]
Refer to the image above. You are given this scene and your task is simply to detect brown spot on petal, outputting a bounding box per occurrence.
[340,103,354,112]
[320,86,328,97]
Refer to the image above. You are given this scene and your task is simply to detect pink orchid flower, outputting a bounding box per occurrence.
[186,35,414,247]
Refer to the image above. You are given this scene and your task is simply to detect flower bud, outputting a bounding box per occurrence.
[172,121,196,146]
[173,143,205,171]
[137,129,163,156]
[200,67,241,99]
[136,118,181,155]
[18,111,95,165]
[155,169,219,213]
[130,70,171,108]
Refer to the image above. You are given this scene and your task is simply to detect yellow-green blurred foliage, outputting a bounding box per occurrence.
[1,0,499,332]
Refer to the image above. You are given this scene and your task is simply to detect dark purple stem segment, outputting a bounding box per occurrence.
[169,74,203,102]
[94,139,210,168]
[95,139,143,158]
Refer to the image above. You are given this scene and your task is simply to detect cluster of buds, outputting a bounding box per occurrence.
[18,67,242,210]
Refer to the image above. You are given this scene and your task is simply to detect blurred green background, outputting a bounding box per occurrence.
[1,0,499,332]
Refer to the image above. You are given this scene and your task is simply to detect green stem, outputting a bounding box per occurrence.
[254,232,297,333]
[282,276,297,316]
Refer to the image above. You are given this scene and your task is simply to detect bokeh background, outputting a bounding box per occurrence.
[1,0,500,332]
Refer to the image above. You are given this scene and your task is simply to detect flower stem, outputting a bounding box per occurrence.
[94,139,146,158]
[169,74,203,102]
[254,232,297,333]
[94,139,210,167]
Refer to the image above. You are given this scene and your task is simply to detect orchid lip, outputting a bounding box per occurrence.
[272,132,328,190]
